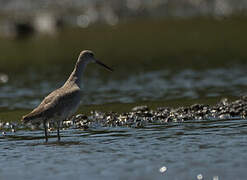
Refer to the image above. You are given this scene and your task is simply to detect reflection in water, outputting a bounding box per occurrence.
[0,119,247,180]
[1,67,247,109]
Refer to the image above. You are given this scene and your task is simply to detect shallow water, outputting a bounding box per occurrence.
[1,63,247,180]
[1,66,247,110]
[1,119,247,180]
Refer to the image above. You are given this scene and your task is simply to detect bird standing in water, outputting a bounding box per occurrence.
[22,50,113,142]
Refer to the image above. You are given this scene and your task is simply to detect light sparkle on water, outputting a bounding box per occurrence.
[159,166,167,173]
[213,176,219,180]
[197,174,203,180]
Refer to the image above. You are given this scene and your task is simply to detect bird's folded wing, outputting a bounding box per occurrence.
[22,88,80,123]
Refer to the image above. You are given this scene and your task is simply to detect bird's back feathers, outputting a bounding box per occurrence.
[22,85,81,123]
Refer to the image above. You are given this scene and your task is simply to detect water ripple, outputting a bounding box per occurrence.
[1,119,247,179]
[1,66,247,109]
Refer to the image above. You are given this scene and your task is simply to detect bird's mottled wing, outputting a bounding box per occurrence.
[22,87,80,123]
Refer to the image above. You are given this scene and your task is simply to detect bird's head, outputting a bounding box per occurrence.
[78,50,113,72]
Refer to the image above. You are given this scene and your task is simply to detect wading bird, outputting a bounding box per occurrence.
[22,50,113,142]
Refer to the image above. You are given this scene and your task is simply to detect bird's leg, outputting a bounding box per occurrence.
[57,121,60,142]
[43,120,48,142]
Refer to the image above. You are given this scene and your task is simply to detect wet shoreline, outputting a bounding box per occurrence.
[1,96,247,133]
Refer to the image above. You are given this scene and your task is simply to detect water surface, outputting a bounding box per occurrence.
[1,119,247,180]
[1,66,247,110]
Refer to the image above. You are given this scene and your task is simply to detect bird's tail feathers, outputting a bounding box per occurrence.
[21,115,32,124]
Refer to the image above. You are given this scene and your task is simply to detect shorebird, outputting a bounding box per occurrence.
[22,50,113,142]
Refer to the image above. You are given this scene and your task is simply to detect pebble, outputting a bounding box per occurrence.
[63,120,73,126]
[131,105,149,112]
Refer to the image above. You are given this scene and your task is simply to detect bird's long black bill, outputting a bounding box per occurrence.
[96,59,113,72]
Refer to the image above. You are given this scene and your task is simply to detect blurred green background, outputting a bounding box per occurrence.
[0,0,247,73]
[1,17,247,73]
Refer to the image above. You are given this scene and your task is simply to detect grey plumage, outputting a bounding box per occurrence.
[22,86,81,123]
[21,50,113,142]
